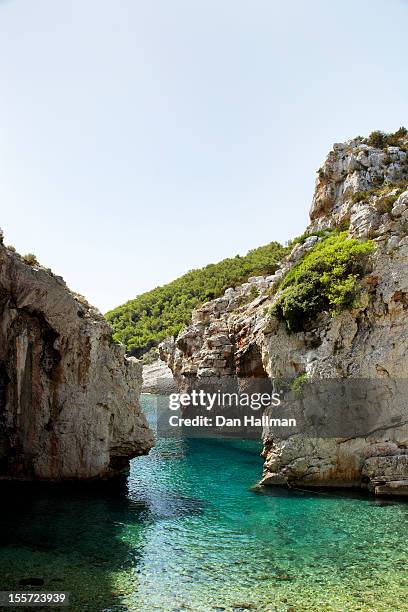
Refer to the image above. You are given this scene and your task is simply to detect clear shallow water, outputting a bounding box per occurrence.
[1,395,408,611]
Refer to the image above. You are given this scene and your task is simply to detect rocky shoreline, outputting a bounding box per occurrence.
[160,132,408,496]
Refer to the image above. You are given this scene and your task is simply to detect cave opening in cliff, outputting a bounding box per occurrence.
[237,343,268,379]
[235,344,272,397]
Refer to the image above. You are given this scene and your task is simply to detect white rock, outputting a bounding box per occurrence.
[391,189,408,217]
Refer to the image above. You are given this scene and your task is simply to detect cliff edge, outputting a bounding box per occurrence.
[160,129,408,496]
[0,234,153,480]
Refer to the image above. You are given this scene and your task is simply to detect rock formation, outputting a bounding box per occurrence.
[0,233,153,480]
[160,130,408,496]
[142,359,177,395]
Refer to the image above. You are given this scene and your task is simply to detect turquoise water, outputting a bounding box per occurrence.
[1,395,408,611]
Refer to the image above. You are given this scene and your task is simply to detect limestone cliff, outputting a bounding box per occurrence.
[142,359,177,395]
[160,130,408,496]
[0,234,153,480]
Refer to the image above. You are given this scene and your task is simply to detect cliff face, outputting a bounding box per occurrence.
[142,359,177,395]
[161,132,408,495]
[0,235,153,480]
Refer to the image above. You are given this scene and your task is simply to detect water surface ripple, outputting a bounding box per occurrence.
[0,395,407,611]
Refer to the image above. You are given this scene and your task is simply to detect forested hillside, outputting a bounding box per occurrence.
[106,241,285,357]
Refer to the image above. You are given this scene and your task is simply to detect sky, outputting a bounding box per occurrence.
[0,0,407,312]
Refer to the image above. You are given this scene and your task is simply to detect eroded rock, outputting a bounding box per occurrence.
[142,359,177,394]
[160,132,408,496]
[0,237,153,480]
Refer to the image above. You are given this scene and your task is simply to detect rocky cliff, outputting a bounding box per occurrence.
[0,234,153,480]
[160,129,408,496]
[142,359,177,395]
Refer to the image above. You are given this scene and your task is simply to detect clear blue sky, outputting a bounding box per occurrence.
[0,0,407,312]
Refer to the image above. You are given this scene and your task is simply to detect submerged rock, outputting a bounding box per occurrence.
[0,235,153,481]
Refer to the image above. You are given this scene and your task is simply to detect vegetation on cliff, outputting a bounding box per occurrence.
[106,241,285,356]
[351,179,408,211]
[365,127,407,150]
[271,231,374,332]
[108,129,406,355]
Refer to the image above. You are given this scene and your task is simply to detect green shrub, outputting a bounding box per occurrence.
[376,193,400,214]
[287,228,333,247]
[366,127,407,150]
[291,373,308,398]
[351,179,408,211]
[367,130,387,149]
[248,285,260,300]
[386,126,408,146]
[22,253,39,266]
[106,241,286,356]
[351,191,367,204]
[270,231,374,332]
